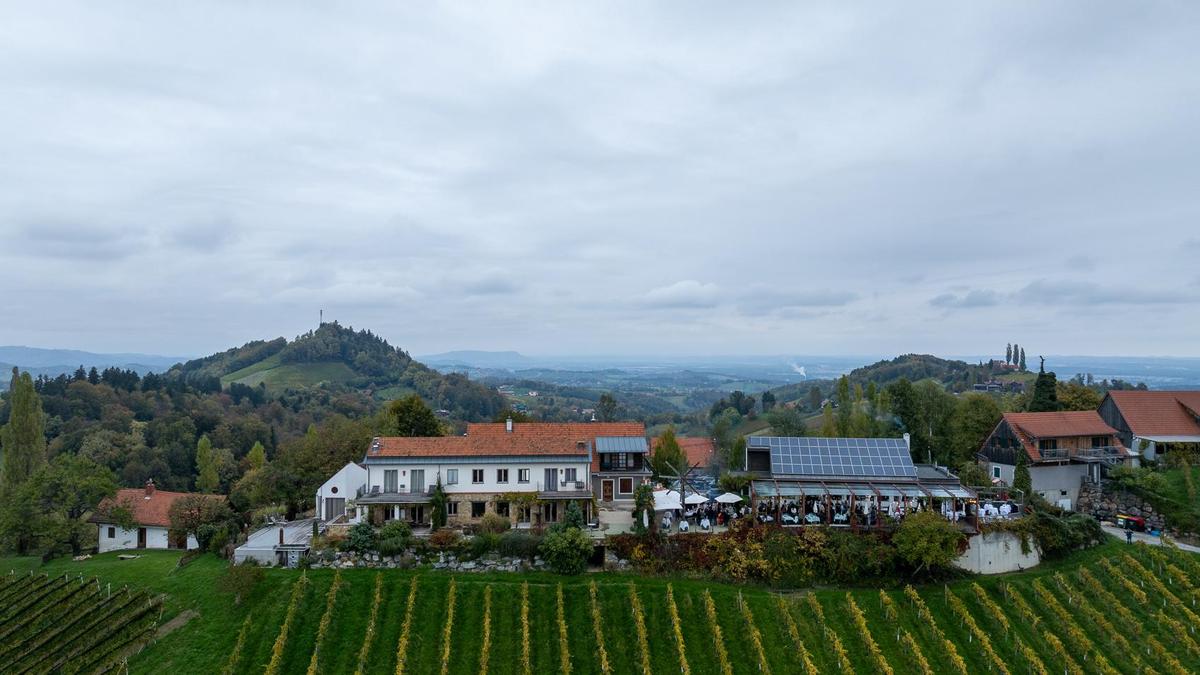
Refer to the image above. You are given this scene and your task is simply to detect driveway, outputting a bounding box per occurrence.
[1100,523,1200,554]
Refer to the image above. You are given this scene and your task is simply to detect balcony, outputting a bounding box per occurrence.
[598,456,648,473]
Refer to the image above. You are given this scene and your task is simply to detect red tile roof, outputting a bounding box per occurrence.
[371,422,646,458]
[997,411,1124,461]
[652,436,716,468]
[94,487,224,528]
[1106,390,1200,436]
[1004,411,1118,439]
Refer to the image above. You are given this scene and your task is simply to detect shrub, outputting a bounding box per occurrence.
[470,533,500,557]
[218,561,264,605]
[894,510,964,575]
[479,512,512,534]
[347,521,376,553]
[379,520,412,540]
[429,528,460,550]
[499,531,541,559]
[377,537,407,557]
[541,527,592,575]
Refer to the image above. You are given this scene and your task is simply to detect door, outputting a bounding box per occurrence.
[411,470,425,494]
[137,528,147,549]
[602,480,614,502]
[324,497,345,520]
[544,468,557,492]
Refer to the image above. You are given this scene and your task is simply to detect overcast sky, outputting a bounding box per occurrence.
[2,2,1198,358]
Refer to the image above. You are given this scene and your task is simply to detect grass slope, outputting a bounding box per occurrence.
[4,538,1198,675]
[222,352,358,390]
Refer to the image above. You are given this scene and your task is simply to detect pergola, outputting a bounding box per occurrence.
[750,478,977,529]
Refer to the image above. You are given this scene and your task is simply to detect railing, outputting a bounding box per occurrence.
[1074,446,1126,464]
[560,480,586,490]
[1039,448,1070,460]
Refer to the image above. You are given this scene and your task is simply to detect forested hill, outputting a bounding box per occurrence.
[169,322,505,420]
[845,354,990,389]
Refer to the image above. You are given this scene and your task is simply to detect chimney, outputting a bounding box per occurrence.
[279,528,285,546]
[144,479,155,500]
[506,417,513,433]
[902,433,911,448]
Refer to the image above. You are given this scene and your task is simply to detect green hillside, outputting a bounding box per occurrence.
[6,539,1198,674]
[170,322,506,420]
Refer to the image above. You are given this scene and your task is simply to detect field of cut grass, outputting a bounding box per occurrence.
[222,353,358,390]
[5,538,1198,674]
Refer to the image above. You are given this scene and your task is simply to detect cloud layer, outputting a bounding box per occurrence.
[1,3,1197,356]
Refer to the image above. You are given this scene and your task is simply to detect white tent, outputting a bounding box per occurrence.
[714,492,744,504]
[653,489,682,511]
[684,493,709,505]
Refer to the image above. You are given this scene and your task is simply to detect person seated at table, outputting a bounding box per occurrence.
[700,516,711,530]
[679,519,689,532]
[661,514,672,531]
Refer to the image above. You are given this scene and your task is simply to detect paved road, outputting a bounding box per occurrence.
[1100,523,1200,554]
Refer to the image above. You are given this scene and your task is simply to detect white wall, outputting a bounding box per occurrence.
[366,459,593,495]
[316,463,368,520]
[96,524,199,553]
[955,532,1041,574]
[1030,463,1088,508]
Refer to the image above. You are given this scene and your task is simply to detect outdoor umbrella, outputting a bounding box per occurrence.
[714,492,743,504]
[684,493,709,505]
[653,489,682,511]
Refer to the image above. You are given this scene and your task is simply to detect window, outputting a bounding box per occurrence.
[497,469,509,483]
[330,486,338,494]
[496,501,510,517]
[992,466,1002,479]
[1038,439,1058,451]
[446,468,458,485]
[564,468,577,483]
[471,501,486,518]
[518,469,530,483]
[384,470,398,492]
[107,527,115,539]
[619,477,634,494]
[472,469,484,484]
[1092,436,1109,448]
[447,501,459,516]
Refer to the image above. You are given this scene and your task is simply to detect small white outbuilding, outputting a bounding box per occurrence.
[315,462,367,522]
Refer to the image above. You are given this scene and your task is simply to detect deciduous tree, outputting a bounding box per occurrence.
[380,395,443,437]
[893,510,964,575]
[597,393,619,422]
[651,427,686,479]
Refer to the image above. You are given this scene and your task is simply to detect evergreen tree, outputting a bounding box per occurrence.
[72,366,86,381]
[597,393,619,422]
[1006,343,1012,365]
[1019,348,1027,371]
[87,367,100,385]
[1011,343,1019,367]
[195,435,219,493]
[808,385,823,411]
[650,426,686,478]
[1013,451,1032,497]
[1029,357,1059,412]
[1,369,47,492]
[246,441,267,471]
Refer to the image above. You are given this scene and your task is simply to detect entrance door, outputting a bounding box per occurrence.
[544,468,558,492]
[137,528,147,549]
[602,480,614,502]
[324,497,345,520]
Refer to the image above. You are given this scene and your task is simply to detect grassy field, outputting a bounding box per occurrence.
[4,538,1198,674]
[222,353,358,390]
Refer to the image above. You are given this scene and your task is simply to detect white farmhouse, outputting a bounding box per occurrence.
[356,420,645,528]
[315,462,367,522]
[91,480,222,553]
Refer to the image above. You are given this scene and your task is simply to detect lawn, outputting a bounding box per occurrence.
[3,537,1197,674]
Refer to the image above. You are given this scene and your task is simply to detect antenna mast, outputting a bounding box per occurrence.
[319,309,323,326]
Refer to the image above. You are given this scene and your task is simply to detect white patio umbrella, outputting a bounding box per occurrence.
[714,492,743,504]
[684,493,710,505]
[653,489,682,511]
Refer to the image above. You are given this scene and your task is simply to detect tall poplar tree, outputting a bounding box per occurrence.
[1006,343,1013,365]
[1012,342,1019,367]
[1019,348,1027,371]
[1,368,47,491]
[195,435,219,493]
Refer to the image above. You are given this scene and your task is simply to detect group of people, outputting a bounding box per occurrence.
[660,502,744,532]
[753,494,976,527]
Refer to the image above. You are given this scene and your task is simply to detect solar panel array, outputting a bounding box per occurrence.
[748,436,917,478]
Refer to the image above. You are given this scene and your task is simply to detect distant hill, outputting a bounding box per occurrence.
[420,350,532,368]
[168,322,505,420]
[0,346,185,389]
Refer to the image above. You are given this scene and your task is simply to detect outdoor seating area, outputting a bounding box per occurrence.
[655,490,745,532]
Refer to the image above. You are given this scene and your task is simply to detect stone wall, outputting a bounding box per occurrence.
[1075,482,1167,531]
[954,532,1041,575]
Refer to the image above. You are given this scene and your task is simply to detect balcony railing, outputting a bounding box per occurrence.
[1037,446,1125,463]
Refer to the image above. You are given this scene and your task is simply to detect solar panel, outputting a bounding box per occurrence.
[748,436,917,478]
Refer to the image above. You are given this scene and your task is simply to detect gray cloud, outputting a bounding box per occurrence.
[930,289,1002,309]
[1014,279,1195,306]
[0,2,1197,356]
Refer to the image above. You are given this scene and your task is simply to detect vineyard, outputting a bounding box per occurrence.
[4,540,1199,674]
[0,571,161,674]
